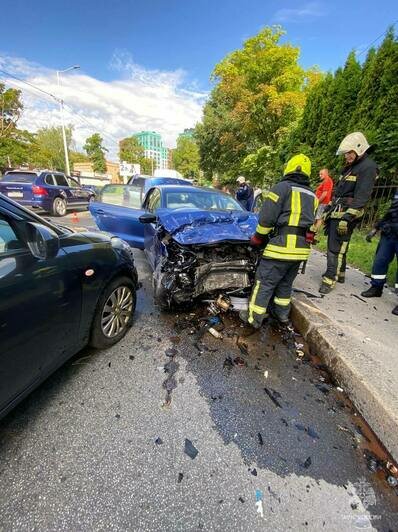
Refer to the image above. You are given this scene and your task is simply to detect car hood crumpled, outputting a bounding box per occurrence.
[157,209,258,245]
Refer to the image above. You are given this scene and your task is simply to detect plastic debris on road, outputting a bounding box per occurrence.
[255,490,264,518]
[184,439,199,460]
[155,437,163,445]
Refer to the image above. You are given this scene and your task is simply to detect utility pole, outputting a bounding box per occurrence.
[56,65,80,175]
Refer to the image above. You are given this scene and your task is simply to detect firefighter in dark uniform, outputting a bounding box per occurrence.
[240,154,317,328]
[361,188,398,315]
[320,132,378,294]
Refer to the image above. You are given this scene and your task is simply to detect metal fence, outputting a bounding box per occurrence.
[359,180,398,229]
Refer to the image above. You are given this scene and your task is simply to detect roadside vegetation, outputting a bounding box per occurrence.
[316,231,397,286]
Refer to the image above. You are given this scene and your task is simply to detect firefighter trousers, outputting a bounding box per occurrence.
[370,234,398,289]
[323,219,355,286]
[248,258,302,328]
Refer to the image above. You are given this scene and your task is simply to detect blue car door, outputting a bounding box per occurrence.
[143,188,162,269]
[89,184,146,249]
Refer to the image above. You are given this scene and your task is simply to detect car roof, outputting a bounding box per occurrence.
[155,185,225,194]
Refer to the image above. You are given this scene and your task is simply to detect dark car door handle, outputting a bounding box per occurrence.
[95,209,106,215]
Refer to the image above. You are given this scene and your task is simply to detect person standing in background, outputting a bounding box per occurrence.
[235,176,252,210]
[314,168,334,231]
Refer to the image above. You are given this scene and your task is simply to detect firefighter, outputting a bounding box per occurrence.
[240,154,317,328]
[319,132,378,294]
[361,188,398,315]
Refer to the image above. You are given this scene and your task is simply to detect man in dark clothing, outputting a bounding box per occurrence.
[361,188,398,315]
[235,176,253,210]
[240,154,317,328]
[320,132,378,294]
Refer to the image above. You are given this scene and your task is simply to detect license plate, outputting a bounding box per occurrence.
[8,192,23,198]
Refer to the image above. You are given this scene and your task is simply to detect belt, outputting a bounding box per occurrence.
[275,226,308,237]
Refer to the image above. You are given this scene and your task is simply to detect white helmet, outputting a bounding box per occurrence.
[336,132,370,157]
[236,176,246,184]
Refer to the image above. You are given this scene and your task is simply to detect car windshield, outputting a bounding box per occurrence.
[2,173,37,183]
[99,184,144,209]
[165,190,243,211]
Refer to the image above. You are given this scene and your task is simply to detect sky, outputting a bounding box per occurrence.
[0,0,396,158]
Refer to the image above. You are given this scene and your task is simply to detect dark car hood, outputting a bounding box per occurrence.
[157,209,257,245]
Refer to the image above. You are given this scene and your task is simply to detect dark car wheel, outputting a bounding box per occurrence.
[51,197,67,217]
[90,276,136,349]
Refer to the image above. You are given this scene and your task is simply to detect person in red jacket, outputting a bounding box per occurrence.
[314,168,334,231]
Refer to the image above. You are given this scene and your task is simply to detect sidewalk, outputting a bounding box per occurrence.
[291,249,398,462]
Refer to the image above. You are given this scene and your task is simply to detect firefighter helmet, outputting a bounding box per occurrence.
[284,154,311,178]
[336,132,370,157]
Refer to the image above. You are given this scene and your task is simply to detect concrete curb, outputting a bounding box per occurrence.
[291,294,398,463]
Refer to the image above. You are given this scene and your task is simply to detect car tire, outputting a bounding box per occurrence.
[51,197,67,217]
[90,276,137,349]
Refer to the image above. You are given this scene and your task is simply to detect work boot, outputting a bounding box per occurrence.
[239,310,261,329]
[319,281,333,295]
[361,286,383,298]
[392,305,398,316]
[337,275,345,284]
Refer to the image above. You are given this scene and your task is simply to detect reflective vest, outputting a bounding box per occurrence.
[255,175,317,261]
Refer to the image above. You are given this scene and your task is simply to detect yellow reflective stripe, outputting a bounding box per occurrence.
[263,249,310,260]
[274,297,291,306]
[346,208,364,218]
[266,244,310,254]
[248,281,267,323]
[314,197,319,213]
[266,191,279,203]
[337,241,348,276]
[288,190,301,226]
[322,276,335,285]
[286,234,297,250]
[345,175,357,182]
[330,211,345,219]
[256,224,273,235]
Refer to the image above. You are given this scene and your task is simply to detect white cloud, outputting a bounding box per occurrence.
[0,51,207,160]
[273,2,326,23]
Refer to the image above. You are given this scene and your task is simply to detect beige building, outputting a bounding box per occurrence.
[73,161,120,184]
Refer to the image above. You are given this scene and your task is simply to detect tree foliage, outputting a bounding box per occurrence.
[0,83,23,139]
[84,133,107,173]
[119,135,156,175]
[31,126,73,171]
[196,26,317,184]
[172,136,200,178]
[284,27,398,180]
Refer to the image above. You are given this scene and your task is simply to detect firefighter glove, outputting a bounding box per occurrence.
[250,234,265,247]
[337,220,348,236]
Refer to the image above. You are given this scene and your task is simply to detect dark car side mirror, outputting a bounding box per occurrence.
[139,213,157,224]
[26,222,60,260]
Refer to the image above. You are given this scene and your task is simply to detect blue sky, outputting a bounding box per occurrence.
[0,0,396,153]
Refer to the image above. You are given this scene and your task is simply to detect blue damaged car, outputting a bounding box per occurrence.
[90,184,258,309]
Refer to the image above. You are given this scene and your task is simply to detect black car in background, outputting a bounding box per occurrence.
[0,193,138,419]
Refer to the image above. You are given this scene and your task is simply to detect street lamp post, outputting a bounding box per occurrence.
[56,65,80,175]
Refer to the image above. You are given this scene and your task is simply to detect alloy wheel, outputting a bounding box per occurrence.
[54,198,67,216]
[101,286,133,338]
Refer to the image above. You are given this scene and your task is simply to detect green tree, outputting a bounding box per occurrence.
[31,125,73,171]
[196,26,314,185]
[173,136,200,178]
[119,136,145,163]
[0,129,36,168]
[83,133,107,173]
[0,83,23,139]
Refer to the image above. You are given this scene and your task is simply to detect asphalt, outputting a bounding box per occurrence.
[0,212,397,531]
[292,250,398,463]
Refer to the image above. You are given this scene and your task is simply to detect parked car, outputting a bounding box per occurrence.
[90,184,258,309]
[0,193,138,419]
[126,175,192,205]
[0,170,96,217]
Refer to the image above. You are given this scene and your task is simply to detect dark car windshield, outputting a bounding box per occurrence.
[165,190,243,211]
[2,173,37,183]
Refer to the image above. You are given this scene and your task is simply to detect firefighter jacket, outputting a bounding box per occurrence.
[376,188,398,237]
[330,154,378,222]
[255,172,317,261]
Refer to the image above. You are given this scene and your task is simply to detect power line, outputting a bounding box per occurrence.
[0,68,121,146]
[357,19,398,57]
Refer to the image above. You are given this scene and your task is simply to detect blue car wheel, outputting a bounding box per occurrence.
[51,197,67,217]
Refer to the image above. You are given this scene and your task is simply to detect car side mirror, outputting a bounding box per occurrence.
[139,213,157,224]
[26,222,60,260]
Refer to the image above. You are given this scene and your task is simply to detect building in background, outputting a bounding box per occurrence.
[178,128,195,140]
[133,131,169,170]
[73,160,120,184]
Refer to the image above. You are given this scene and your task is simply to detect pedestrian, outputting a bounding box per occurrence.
[240,154,317,328]
[314,168,334,231]
[319,132,378,294]
[246,180,254,210]
[235,176,252,210]
[361,188,398,315]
